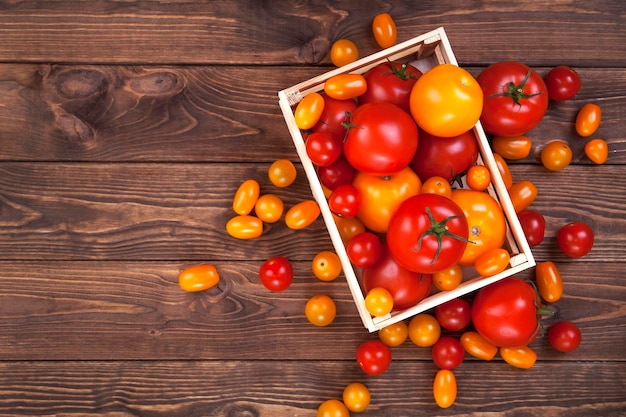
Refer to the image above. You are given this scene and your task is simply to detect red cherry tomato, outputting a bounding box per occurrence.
[548,321,582,353]
[431,336,465,370]
[346,232,382,268]
[317,154,356,190]
[545,65,581,102]
[305,131,343,167]
[312,95,358,139]
[556,221,594,258]
[356,340,392,376]
[517,209,546,247]
[258,256,293,292]
[359,61,422,113]
[435,298,472,331]
[328,184,361,218]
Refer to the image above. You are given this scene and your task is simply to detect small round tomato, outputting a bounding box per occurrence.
[312,251,342,281]
[500,345,537,369]
[330,39,359,67]
[372,13,397,48]
[435,298,472,331]
[421,176,452,198]
[576,103,601,137]
[585,138,608,164]
[268,159,297,188]
[460,331,497,361]
[317,399,349,417]
[356,340,392,376]
[493,153,513,189]
[431,336,465,370]
[517,209,546,247]
[359,61,422,113]
[254,194,284,223]
[365,287,394,316]
[305,294,337,327]
[535,261,563,303]
[508,180,538,213]
[433,369,457,409]
[328,184,360,218]
[548,321,582,353]
[378,321,409,347]
[317,155,355,190]
[285,200,320,230]
[408,313,441,347]
[466,165,491,191]
[410,64,483,137]
[324,73,367,100]
[541,140,572,171]
[433,264,463,291]
[294,92,325,130]
[474,248,510,277]
[306,131,343,167]
[334,215,366,243]
[178,264,220,292]
[557,221,594,258]
[491,135,532,160]
[312,95,358,139]
[545,65,581,101]
[226,215,263,240]
[343,382,370,413]
[259,256,293,292]
[346,232,382,268]
[232,179,260,215]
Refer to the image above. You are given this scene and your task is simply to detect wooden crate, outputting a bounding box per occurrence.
[278,27,535,332]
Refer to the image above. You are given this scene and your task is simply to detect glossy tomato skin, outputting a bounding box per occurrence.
[317,155,356,190]
[460,331,497,361]
[359,61,422,113]
[433,369,457,409]
[356,340,392,376]
[312,95,358,139]
[285,200,320,230]
[226,215,263,240]
[535,261,563,303]
[362,244,432,311]
[346,232,382,268]
[435,298,472,331]
[548,321,582,352]
[556,221,594,258]
[328,184,361,218]
[410,129,478,183]
[344,102,419,176]
[517,209,546,247]
[329,39,359,67]
[471,277,541,347]
[259,256,293,292]
[232,179,260,215]
[372,13,397,48]
[294,92,325,130]
[431,336,465,370]
[478,61,549,137]
[491,135,532,160]
[576,103,602,137]
[584,138,609,164]
[178,264,220,292]
[324,73,367,100]
[545,65,581,101]
[500,345,537,369]
[387,194,469,274]
[305,131,343,167]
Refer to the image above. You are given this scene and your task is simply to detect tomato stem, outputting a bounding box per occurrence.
[383,58,420,80]
[414,206,472,265]
[488,69,544,107]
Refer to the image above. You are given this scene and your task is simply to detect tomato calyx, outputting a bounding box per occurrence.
[488,69,544,107]
[382,59,420,81]
[415,207,473,265]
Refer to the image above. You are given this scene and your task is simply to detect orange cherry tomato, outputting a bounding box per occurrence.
[352,166,421,233]
[305,294,337,327]
[232,179,260,215]
[365,287,394,317]
[474,248,510,277]
[408,313,441,347]
[492,135,533,160]
[333,214,366,243]
[324,73,367,100]
[285,200,321,230]
[493,153,513,189]
[466,165,491,191]
[584,138,608,164]
[508,180,538,213]
[254,194,284,223]
[576,103,602,137]
[421,175,452,198]
[535,261,563,303]
[372,13,397,48]
[433,369,457,409]
[312,251,342,281]
[294,92,325,130]
[317,399,350,417]
[379,321,409,347]
[433,264,463,291]
[500,345,537,369]
[268,159,297,188]
[342,382,371,413]
[226,215,263,239]
[541,140,572,171]
[330,39,359,67]
[178,264,220,292]
[460,331,498,361]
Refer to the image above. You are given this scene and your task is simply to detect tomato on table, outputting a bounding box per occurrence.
[548,321,582,352]
[259,256,293,292]
[359,61,422,113]
[178,264,220,292]
[584,138,609,164]
[356,340,392,376]
[372,12,397,48]
[378,321,409,347]
[408,313,441,347]
[226,215,263,240]
[254,194,284,223]
[431,336,465,370]
[500,345,537,369]
[268,159,297,188]
[435,298,472,331]
[535,261,563,303]
[305,294,337,327]
[541,140,572,171]
[491,135,532,160]
[232,179,260,215]
[343,382,370,413]
[329,39,359,67]
[460,331,497,361]
[317,399,350,417]
[517,209,546,247]
[545,65,581,101]
[433,369,457,409]
[557,221,594,258]
[312,251,342,281]
[284,200,320,230]
[576,103,602,137]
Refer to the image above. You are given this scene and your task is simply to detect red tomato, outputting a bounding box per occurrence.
[344,102,419,176]
[517,209,546,247]
[317,154,356,190]
[362,244,432,311]
[386,194,469,274]
[178,264,220,292]
[435,298,472,331]
[431,336,465,370]
[359,61,422,113]
[346,232,382,268]
[356,340,392,376]
[258,256,293,292]
[305,131,343,167]
[477,61,549,137]
[545,65,581,101]
[312,95,358,139]
[410,129,478,183]
[372,13,397,48]
[328,184,361,218]
[556,221,594,258]
[548,321,582,353]
[471,277,542,347]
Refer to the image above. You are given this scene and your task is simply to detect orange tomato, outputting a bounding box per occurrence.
[226,215,263,239]
[535,261,563,303]
[408,313,441,347]
[305,294,337,327]
[474,248,510,277]
[285,200,320,230]
[460,331,498,361]
[232,179,260,215]
[410,64,483,137]
[342,382,370,413]
[178,264,220,292]
[312,251,342,281]
[333,214,366,243]
[294,92,325,130]
[584,138,608,164]
[541,140,572,171]
[254,194,284,223]
[500,345,537,369]
[268,159,297,187]
[421,175,452,198]
[365,287,394,317]
[466,165,491,191]
[492,135,533,160]
[378,321,409,347]
[324,73,367,100]
[450,189,506,267]
[576,103,602,137]
[508,180,538,213]
[433,264,463,291]
[433,369,457,409]
[330,39,359,67]
[352,166,421,233]
[372,13,397,48]
[317,399,350,417]
[493,153,513,189]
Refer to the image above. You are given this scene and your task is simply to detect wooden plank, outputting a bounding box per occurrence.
[0,65,624,163]
[0,360,624,416]
[0,1,624,66]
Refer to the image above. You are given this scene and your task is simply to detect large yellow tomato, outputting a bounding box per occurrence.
[410,64,483,137]
[352,166,421,233]
[450,189,506,267]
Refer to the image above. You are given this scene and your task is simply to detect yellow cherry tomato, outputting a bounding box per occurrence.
[408,313,441,347]
[576,103,602,137]
[285,200,321,230]
[378,321,409,347]
[433,369,457,409]
[433,264,463,291]
[324,73,367,100]
[226,215,263,240]
[305,294,337,327]
[508,180,538,213]
[365,287,394,317]
[460,331,498,361]
[466,165,491,191]
[500,345,537,369]
[317,399,349,417]
[343,382,371,413]
[492,135,533,160]
[294,92,325,130]
[474,248,510,277]
[493,153,513,189]
[312,251,342,281]
[333,214,366,243]
[372,13,397,48]
[541,140,572,171]
[232,179,260,215]
[330,39,359,67]
[268,159,297,188]
[535,261,563,303]
[254,194,284,223]
[421,175,452,198]
[584,138,608,164]
[178,264,220,292]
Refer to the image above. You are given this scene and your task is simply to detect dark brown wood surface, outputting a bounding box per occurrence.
[0,1,624,416]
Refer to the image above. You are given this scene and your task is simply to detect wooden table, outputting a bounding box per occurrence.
[1,2,624,416]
